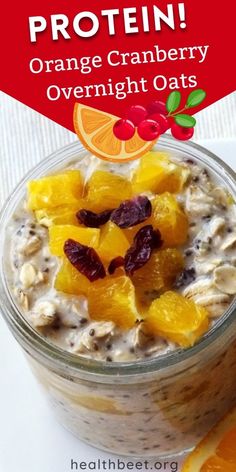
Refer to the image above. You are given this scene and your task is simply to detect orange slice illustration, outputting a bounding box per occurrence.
[73,103,157,162]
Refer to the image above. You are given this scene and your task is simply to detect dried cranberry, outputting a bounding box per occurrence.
[77,209,113,228]
[124,225,162,276]
[64,239,106,282]
[111,196,152,229]
[108,256,125,275]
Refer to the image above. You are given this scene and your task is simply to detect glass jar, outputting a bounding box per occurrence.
[1,136,236,459]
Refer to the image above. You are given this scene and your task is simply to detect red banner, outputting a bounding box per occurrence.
[0,0,235,132]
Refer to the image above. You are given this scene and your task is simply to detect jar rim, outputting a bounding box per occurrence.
[1,136,236,378]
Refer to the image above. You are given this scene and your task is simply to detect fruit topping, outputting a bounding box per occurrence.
[97,222,130,261]
[151,192,188,247]
[108,256,125,275]
[124,225,163,276]
[171,123,194,141]
[86,170,132,212]
[55,258,92,295]
[111,196,152,229]
[77,209,113,228]
[137,119,161,141]
[49,225,100,256]
[27,170,83,210]
[131,248,184,304]
[35,205,81,227]
[182,406,236,472]
[88,276,138,328]
[146,291,209,347]
[132,151,189,194]
[64,239,106,282]
[126,105,148,126]
[113,119,135,141]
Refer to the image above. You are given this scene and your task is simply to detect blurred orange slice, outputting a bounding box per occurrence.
[182,406,236,471]
[73,103,157,162]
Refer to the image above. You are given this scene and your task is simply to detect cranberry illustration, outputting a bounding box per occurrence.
[137,119,161,141]
[126,105,148,126]
[148,113,171,134]
[171,123,194,141]
[113,119,135,141]
[147,100,167,116]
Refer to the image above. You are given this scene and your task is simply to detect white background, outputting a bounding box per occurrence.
[0,92,235,472]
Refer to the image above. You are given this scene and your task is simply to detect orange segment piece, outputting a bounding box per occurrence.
[200,456,236,471]
[73,103,157,162]
[216,428,236,463]
[131,249,184,305]
[146,291,209,347]
[132,151,189,194]
[55,258,91,296]
[49,225,100,256]
[151,192,188,247]
[182,407,236,472]
[35,204,82,227]
[98,222,130,261]
[88,276,138,329]
[27,170,83,210]
[86,170,132,212]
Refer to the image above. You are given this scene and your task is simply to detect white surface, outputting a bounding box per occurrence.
[0,139,235,472]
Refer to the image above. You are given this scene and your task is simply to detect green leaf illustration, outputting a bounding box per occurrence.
[186,89,206,108]
[166,91,181,113]
[174,114,196,128]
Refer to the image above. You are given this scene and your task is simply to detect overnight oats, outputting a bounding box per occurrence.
[1,137,236,458]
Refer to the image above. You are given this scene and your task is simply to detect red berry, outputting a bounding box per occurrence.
[148,113,171,134]
[126,105,148,126]
[147,100,167,116]
[113,119,135,141]
[171,124,194,141]
[138,120,161,141]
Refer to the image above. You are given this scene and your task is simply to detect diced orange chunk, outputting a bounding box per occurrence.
[131,249,184,305]
[86,170,132,212]
[88,276,138,329]
[151,192,188,247]
[55,258,91,295]
[27,170,83,210]
[146,291,209,347]
[35,204,83,227]
[97,222,130,261]
[216,428,236,464]
[200,456,236,472]
[132,151,189,194]
[49,225,100,256]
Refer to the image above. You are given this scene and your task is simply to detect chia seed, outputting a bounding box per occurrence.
[89,329,95,336]
[185,249,193,257]
[175,267,196,288]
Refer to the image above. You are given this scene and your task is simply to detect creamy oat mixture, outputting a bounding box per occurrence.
[7,154,236,362]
